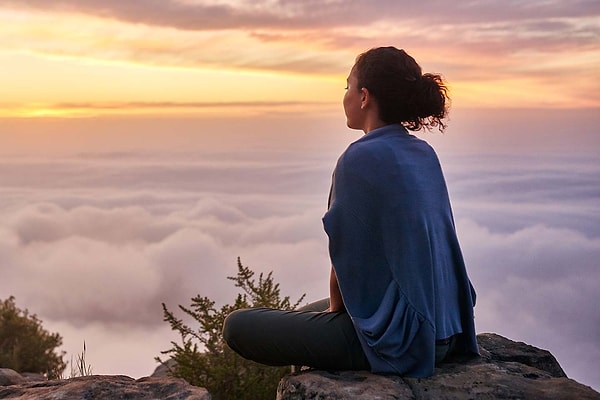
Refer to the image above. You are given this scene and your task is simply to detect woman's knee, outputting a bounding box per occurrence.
[222,309,249,349]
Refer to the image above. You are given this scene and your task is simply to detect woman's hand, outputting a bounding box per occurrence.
[329,265,345,312]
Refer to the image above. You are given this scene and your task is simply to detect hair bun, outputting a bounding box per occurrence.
[353,47,449,131]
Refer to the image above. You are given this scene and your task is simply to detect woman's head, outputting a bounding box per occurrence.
[350,46,449,132]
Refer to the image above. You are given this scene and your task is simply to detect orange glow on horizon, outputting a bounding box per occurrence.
[1,100,342,119]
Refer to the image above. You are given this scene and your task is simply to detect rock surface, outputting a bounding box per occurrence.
[151,358,177,378]
[0,369,25,387]
[2,333,598,399]
[0,374,210,400]
[277,333,600,400]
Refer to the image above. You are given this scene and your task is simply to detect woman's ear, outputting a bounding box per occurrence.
[360,87,370,110]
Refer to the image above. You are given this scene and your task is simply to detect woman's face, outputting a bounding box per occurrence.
[343,67,365,130]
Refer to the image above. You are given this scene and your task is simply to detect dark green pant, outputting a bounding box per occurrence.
[223,298,452,371]
[222,299,370,371]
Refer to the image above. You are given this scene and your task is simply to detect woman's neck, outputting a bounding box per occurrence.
[363,118,387,135]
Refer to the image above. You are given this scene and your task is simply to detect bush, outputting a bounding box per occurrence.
[158,257,305,400]
[0,296,66,379]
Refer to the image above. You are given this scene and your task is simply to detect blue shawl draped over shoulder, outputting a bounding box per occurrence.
[323,124,478,377]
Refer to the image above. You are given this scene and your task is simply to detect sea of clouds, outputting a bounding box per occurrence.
[0,109,598,389]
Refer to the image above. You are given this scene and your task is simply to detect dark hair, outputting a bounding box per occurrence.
[353,46,449,131]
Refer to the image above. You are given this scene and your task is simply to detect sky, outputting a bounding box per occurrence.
[0,0,599,391]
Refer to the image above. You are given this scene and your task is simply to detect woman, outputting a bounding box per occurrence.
[223,46,478,378]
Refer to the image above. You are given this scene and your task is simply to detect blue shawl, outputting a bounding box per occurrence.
[323,124,478,377]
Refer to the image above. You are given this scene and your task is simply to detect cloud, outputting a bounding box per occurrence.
[37,101,328,111]
[428,129,600,387]
[457,218,600,389]
[11,235,165,325]
[0,147,333,327]
[1,0,597,78]
[1,199,323,326]
[4,0,598,30]
[9,203,179,245]
[2,100,339,120]
[447,152,600,237]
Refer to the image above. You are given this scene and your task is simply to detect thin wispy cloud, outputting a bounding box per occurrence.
[4,2,597,70]
[1,101,336,118]
[4,0,597,29]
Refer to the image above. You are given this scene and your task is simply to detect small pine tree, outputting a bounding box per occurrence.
[0,296,67,379]
[158,257,305,400]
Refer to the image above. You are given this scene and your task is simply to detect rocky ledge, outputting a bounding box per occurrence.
[2,333,598,399]
[277,333,600,400]
[0,374,210,400]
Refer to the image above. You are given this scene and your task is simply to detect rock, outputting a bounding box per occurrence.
[0,375,211,400]
[0,369,26,387]
[277,333,600,400]
[476,332,566,377]
[151,358,177,378]
[277,370,411,399]
[19,373,46,383]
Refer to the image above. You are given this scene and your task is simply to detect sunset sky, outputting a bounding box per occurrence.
[1,0,599,393]
[1,0,598,117]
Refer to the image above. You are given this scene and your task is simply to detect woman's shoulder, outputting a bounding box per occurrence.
[344,128,433,162]
[340,140,382,170]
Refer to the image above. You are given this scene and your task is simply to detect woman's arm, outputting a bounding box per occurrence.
[328,265,345,312]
